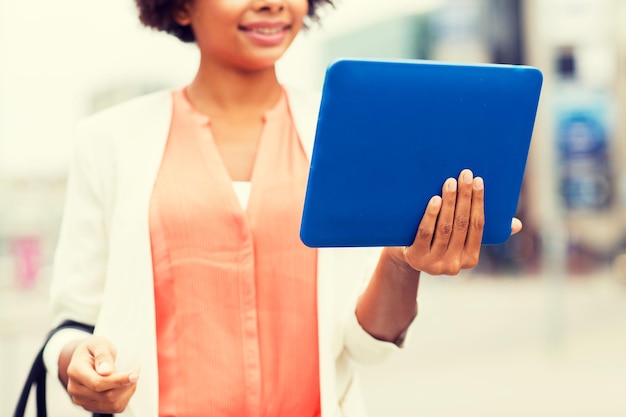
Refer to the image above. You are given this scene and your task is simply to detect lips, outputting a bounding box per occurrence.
[240,21,291,31]
[239,22,291,46]
[253,27,282,36]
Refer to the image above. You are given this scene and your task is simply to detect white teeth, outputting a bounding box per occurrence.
[253,27,282,35]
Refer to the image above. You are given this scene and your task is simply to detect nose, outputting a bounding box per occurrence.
[252,0,285,13]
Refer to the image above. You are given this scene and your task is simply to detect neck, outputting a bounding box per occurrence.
[186,59,283,120]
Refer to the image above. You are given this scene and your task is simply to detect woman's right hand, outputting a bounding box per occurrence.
[60,335,140,414]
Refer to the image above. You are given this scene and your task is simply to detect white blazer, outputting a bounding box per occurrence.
[44,86,402,417]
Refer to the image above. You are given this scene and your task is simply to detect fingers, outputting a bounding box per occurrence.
[69,368,139,392]
[68,377,138,414]
[68,337,119,387]
[511,217,523,235]
[446,169,475,254]
[429,177,457,255]
[405,169,486,275]
[88,337,117,376]
[68,366,139,393]
[410,195,442,254]
[65,336,140,414]
[463,176,485,252]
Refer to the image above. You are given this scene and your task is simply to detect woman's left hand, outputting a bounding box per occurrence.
[396,169,522,276]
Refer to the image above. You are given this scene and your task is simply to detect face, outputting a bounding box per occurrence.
[176,0,309,71]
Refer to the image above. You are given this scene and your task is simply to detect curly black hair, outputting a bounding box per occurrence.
[135,0,334,43]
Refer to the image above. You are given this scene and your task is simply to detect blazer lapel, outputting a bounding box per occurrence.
[285,85,339,416]
[96,90,174,417]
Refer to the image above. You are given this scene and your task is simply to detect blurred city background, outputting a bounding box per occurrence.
[1,0,625,415]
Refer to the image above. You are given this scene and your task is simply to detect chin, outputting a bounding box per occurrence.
[239,54,285,72]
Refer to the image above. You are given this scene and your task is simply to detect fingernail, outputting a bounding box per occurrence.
[474,177,484,190]
[430,195,442,207]
[464,170,474,184]
[447,178,457,192]
[128,371,140,383]
[97,361,112,374]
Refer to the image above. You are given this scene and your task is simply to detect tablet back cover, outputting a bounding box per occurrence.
[300,59,543,247]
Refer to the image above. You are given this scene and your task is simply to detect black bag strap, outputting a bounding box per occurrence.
[13,320,113,417]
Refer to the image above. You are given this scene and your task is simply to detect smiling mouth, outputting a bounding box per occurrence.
[239,25,291,34]
[252,27,286,34]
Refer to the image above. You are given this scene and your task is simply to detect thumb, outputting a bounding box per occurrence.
[511,218,523,235]
[89,338,117,376]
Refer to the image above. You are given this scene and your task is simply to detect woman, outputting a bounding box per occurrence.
[43,0,522,416]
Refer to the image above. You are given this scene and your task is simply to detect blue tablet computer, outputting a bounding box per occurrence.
[300,58,543,248]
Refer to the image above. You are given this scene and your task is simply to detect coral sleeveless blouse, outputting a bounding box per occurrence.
[149,88,319,417]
